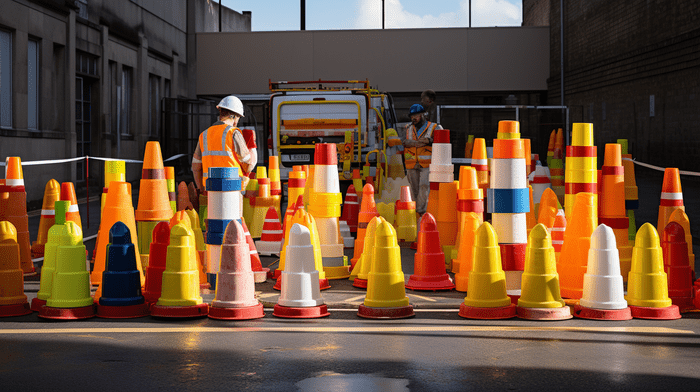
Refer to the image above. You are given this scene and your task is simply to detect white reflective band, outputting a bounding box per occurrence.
[661,192,683,200]
[471,159,488,165]
[263,230,283,235]
[41,209,56,216]
[192,157,202,163]
[551,227,566,232]
[67,205,79,212]
[552,240,564,245]
[345,200,358,204]
[5,179,24,186]
[264,219,279,223]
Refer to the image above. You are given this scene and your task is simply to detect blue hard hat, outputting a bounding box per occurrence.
[409,104,425,116]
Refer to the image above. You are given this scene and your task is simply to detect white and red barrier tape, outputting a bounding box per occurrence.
[0,154,188,167]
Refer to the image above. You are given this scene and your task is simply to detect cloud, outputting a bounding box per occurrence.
[354,0,521,29]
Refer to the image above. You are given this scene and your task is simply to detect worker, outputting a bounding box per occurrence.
[421,89,437,123]
[403,103,442,215]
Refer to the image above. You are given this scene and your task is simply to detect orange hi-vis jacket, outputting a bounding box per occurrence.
[199,123,246,186]
[404,121,438,169]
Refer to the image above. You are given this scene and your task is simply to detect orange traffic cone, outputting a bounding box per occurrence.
[340,184,360,233]
[255,207,283,256]
[351,184,380,269]
[0,221,32,317]
[657,168,684,235]
[177,181,193,211]
[453,212,481,292]
[471,138,489,193]
[662,222,694,311]
[558,192,597,299]
[31,179,61,258]
[669,209,695,278]
[60,182,82,229]
[406,213,455,291]
[537,188,560,230]
[546,129,556,167]
[552,209,567,260]
[0,157,34,275]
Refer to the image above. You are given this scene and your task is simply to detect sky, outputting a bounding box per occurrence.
[221,0,522,31]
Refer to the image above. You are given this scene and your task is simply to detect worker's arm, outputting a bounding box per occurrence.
[192,142,204,192]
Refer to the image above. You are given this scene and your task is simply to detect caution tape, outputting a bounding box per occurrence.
[622,157,700,177]
[0,154,189,167]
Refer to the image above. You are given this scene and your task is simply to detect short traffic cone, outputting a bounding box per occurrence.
[142,222,170,304]
[96,222,149,318]
[241,218,268,283]
[537,188,559,230]
[32,201,70,311]
[351,184,380,269]
[358,220,415,319]
[60,182,82,229]
[177,181,193,211]
[471,138,489,193]
[269,155,282,219]
[516,224,572,320]
[287,166,307,221]
[396,186,417,247]
[150,223,209,318]
[165,167,177,215]
[352,169,363,204]
[273,223,330,318]
[552,209,566,260]
[558,192,597,299]
[662,222,694,310]
[274,208,329,290]
[0,221,32,317]
[38,222,95,320]
[0,157,34,275]
[209,219,264,320]
[657,168,684,235]
[458,222,517,319]
[574,224,632,320]
[31,179,61,258]
[352,216,383,288]
[184,209,209,289]
[453,212,480,292]
[668,209,695,278]
[188,182,199,212]
[625,223,681,319]
[250,176,274,239]
[242,171,257,227]
[255,207,284,256]
[406,213,455,291]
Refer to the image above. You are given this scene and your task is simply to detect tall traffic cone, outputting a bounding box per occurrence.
[626,223,681,319]
[662,222,694,310]
[142,221,170,304]
[352,216,383,288]
[451,166,484,264]
[668,209,695,278]
[150,223,209,318]
[0,221,32,317]
[516,224,571,320]
[351,184,380,269]
[269,155,282,219]
[275,196,304,280]
[250,176,274,239]
[287,166,307,219]
[209,219,265,320]
[558,192,597,299]
[471,138,489,194]
[574,224,632,320]
[406,213,455,291]
[273,223,330,318]
[658,168,684,236]
[101,160,126,215]
[437,181,459,269]
[165,166,177,215]
[564,123,597,221]
[255,207,284,256]
[546,129,556,167]
[458,222,517,319]
[188,182,199,212]
[396,186,417,247]
[453,212,480,292]
[184,209,209,289]
[0,157,34,275]
[177,181,193,211]
[38,222,95,320]
[530,164,551,217]
[358,220,415,319]
[31,179,61,258]
[96,222,150,318]
[241,218,268,283]
[32,201,70,311]
[92,182,144,286]
[537,188,559,230]
[618,139,639,241]
[60,182,82,229]
[550,129,565,205]
[242,171,257,227]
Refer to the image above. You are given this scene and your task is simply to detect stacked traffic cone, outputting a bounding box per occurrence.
[38,221,95,320]
[309,143,347,279]
[626,223,681,319]
[662,222,694,310]
[352,168,363,204]
[546,129,556,167]
[406,213,455,291]
[32,201,70,311]
[669,209,695,278]
[550,129,565,205]
[31,179,60,258]
[618,139,639,241]
[286,166,306,226]
[558,192,597,299]
[489,121,529,293]
[96,222,149,318]
[0,221,32,317]
[453,212,481,292]
[352,216,382,288]
[177,181,193,211]
[188,182,199,212]
[303,165,315,210]
[101,160,125,214]
[530,164,551,217]
[184,209,209,289]
[92,182,144,286]
[250,168,273,239]
[255,207,284,256]
[551,209,567,260]
[273,223,330,318]
[241,218,268,283]
[209,219,264,320]
[429,129,454,183]
[165,167,176,215]
[150,222,209,318]
[351,184,380,270]
[60,182,82,229]
[142,221,170,304]
[274,196,304,280]
[564,123,597,222]
[574,224,632,320]
[242,171,257,226]
[437,181,459,269]
[516,224,571,320]
[537,188,560,230]
[451,167,484,264]
[0,157,34,275]
[269,155,282,219]
[658,168,684,235]
[458,222,517,319]
[396,186,417,247]
[358,220,415,319]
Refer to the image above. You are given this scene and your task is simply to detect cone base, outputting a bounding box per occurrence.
[405,275,455,291]
[670,296,695,312]
[273,266,282,280]
[150,303,209,318]
[38,305,96,320]
[410,242,418,250]
[30,298,47,312]
[209,303,264,320]
[324,265,351,280]
[273,304,329,319]
[516,306,572,321]
[31,243,45,258]
[142,292,161,305]
[459,303,516,320]
[573,305,633,321]
[274,277,331,291]
[0,302,33,317]
[357,304,415,319]
[398,241,415,249]
[96,302,150,319]
[629,305,681,320]
[253,269,269,283]
[23,270,37,277]
[352,278,368,289]
[507,290,522,305]
[200,283,211,290]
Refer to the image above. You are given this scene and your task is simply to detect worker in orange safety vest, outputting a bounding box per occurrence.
[403,103,442,214]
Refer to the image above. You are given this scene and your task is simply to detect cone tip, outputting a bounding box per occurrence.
[475,222,498,247]
[170,210,192,229]
[498,120,519,135]
[662,168,682,192]
[603,143,622,167]
[419,213,437,231]
[663,221,685,242]
[635,223,660,249]
[142,141,165,169]
[109,221,131,245]
[153,221,171,244]
[529,223,550,244]
[60,182,77,201]
[347,183,356,194]
[46,179,60,191]
[0,221,18,243]
[400,186,412,202]
[289,223,311,247]
[264,206,279,220]
[363,183,375,194]
[223,219,245,245]
[184,209,200,227]
[458,166,478,189]
[669,208,689,224]
[170,222,193,238]
[63,221,83,245]
[591,224,616,250]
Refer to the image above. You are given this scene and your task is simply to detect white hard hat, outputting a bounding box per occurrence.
[216,95,245,117]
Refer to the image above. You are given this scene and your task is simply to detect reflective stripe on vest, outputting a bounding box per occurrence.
[405,121,436,168]
[200,124,242,184]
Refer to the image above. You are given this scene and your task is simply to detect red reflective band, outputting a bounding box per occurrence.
[566,146,597,157]
[471,164,488,171]
[142,169,165,179]
[270,189,282,195]
[500,243,526,271]
[430,182,441,190]
[457,200,484,213]
[602,166,624,175]
[396,201,416,210]
[314,144,338,165]
[565,183,597,194]
[0,185,25,192]
[258,178,270,185]
[103,187,109,193]
[531,176,550,184]
[270,181,282,189]
[433,129,450,144]
[660,199,684,207]
[599,217,629,229]
[288,178,306,188]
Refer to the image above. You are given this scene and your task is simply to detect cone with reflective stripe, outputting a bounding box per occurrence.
[662,222,694,310]
[255,206,283,256]
[60,182,82,229]
[564,123,597,220]
[102,160,126,214]
[275,195,304,280]
[352,169,363,204]
[626,223,681,319]
[453,212,480,292]
[523,139,532,178]
[451,166,484,264]
[0,221,32,317]
[177,181,193,211]
[429,129,454,183]
[287,166,307,226]
[269,155,282,219]
[275,207,329,290]
[242,171,257,227]
[142,222,170,304]
[0,157,34,275]
[352,216,383,288]
[546,129,556,167]
[32,201,70,311]
[406,213,455,291]
[471,138,489,194]
[574,224,632,320]
[250,176,274,239]
[31,179,61,258]
[185,209,209,289]
[209,219,264,320]
[165,167,177,215]
[396,185,417,247]
[668,209,695,278]
[551,209,567,262]
[658,168,684,236]
[351,184,380,269]
[459,222,517,319]
[516,224,571,320]
[558,192,597,299]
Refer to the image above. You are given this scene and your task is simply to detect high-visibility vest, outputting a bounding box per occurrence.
[404,121,437,169]
[199,123,243,186]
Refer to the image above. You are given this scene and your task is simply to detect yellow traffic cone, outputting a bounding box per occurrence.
[351,216,383,288]
[31,179,61,258]
[31,201,70,311]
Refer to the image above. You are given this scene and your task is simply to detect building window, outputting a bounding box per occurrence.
[148,74,160,137]
[0,30,11,128]
[28,39,39,130]
[76,51,97,76]
[119,67,132,135]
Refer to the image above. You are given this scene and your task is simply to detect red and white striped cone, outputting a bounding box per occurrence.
[340,184,360,233]
[255,207,284,256]
[551,209,566,261]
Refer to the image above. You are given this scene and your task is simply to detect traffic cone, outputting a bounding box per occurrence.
[0,221,32,317]
[92,182,144,286]
[273,223,330,318]
[377,202,395,227]
[557,192,597,299]
[242,171,257,227]
[275,195,304,280]
[662,222,694,310]
[453,212,480,292]
[269,155,282,219]
[250,177,274,239]
[471,138,489,194]
[458,222,517,319]
[177,181,193,211]
[526,185,537,235]
[150,223,209,318]
[351,184,380,269]
[241,218,268,283]
[669,209,695,278]
[546,129,556,167]
[0,157,34,275]
[429,129,454,183]
[618,139,639,241]
[358,220,415,319]
[60,182,82,229]
[626,223,681,319]
[452,167,484,264]
[550,129,565,205]
[209,219,264,320]
[564,123,597,221]
[96,222,149,318]
[38,222,95,320]
[396,186,417,247]
[658,168,684,237]
[552,209,566,260]
[437,181,459,270]
[165,166,177,215]
[287,166,307,219]
[32,201,70,311]
[184,209,209,289]
[142,221,170,304]
[352,216,383,288]
[31,179,61,258]
[352,169,363,204]
[574,224,632,320]
[255,206,284,256]
[188,182,199,212]
[523,138,533,178]
[406,213,455,291]
[464,134,475,158]
[303,165,315,210]
[530,164,551,217]
[537,188,559,230]
[516,224,572,320]
[101,160,126,214]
